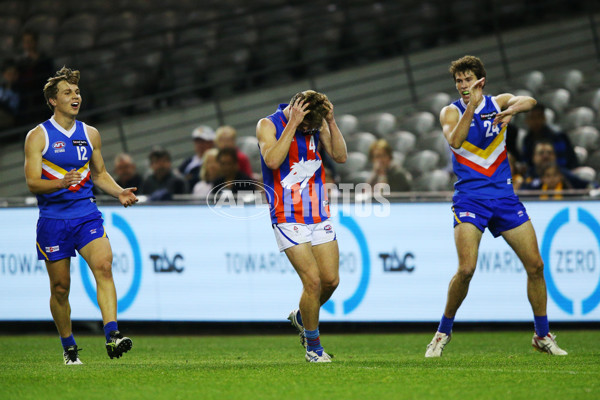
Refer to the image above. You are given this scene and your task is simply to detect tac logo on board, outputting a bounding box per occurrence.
[542,208,600,315]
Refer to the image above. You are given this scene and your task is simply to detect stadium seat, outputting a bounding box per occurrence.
[55,31,94,52]
[337,152,368,178]
[549,69,584,94]
[98,11,139,34]
[572,166,596,183]
[540,88,571,115]
[413,169,452,191]
[564,107,595,130]
[400,111,436,136]
[569,126,600,152]
[60,13,99,35]
[387,130,417,155]
[419,92,451,116]
[346,132,378,155]
[22,15,59,35]
[574,146,588,165]
[360,112,397,137]
[585,149,600,172]
[519,70,545,94]
[346,170,372,186]
[337,114,359,136]
[238,136,259,157]
[405,150,440,175]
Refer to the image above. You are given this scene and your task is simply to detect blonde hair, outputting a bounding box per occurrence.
[200,148,219,181]
[368,139,393,162]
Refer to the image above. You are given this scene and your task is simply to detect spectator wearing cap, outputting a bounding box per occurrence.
[215,125,253,177]
[178,125,215,190]
[142,147,188,200]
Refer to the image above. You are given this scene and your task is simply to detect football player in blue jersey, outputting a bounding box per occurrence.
[425,56,567,357]
[24,67,138,364]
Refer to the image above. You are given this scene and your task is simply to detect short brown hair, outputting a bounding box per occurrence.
[449,55,486,81]
[289,90,330,130]
[43,66,80,111]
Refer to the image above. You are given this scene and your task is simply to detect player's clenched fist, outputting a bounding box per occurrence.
[61,168,82,188]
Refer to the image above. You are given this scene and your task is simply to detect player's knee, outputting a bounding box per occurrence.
[303,275,322,296]
[51,281,70,300]
[322,276,339,293]
[457,267,475,282]
[527,258,544,278]
[94,259,114,280]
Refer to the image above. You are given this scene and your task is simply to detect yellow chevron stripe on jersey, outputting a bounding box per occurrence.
[460,126,506,159]
[42,158,90,178]
[42,157,68,176]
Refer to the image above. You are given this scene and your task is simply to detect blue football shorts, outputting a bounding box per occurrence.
[36,211,107,261]
[452,194,530,237]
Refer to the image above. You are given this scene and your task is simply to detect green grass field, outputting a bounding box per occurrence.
[1,330,598,400]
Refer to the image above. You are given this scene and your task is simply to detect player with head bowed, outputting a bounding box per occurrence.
[425,55,567,357]
[256,90,347,362]
[24,67,137,365]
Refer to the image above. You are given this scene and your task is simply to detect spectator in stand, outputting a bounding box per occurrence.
[16,31,54,124]
[367,139,411,192]
[178,125,215,190]
[211,147,255,195]
[192,148,220,198]
[142,147,187,200]
[521,140,589,191]
[0,59,22,132]
[113,153,143,190]
[215,125,253,177]
[521,103,578,170]
[538,165,570,200]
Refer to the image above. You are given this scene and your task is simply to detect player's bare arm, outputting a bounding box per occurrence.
[24,126,82,194]
[318,100,347,163]
[257,98,309,169]
[87,126,138,207]
[442,77,485,148]
[493,93,537,128]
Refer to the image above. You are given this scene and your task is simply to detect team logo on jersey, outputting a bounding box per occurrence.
[45,245,59,253]
[479,111,497,120]
[459,211,476,218]
[281,158,322,192]
[52,141,66,153]
[72,139,88,146]
[324,224,333,233]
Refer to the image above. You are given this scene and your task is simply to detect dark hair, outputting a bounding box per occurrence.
[217,147,238,162]
[449,55,486,81]
[530,103,546,114]
[149,146,171,162]
[289,90,330,130]
[43,66,80,111]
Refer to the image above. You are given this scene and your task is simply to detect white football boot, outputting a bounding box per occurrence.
[425,331,451,358]
[287,309,306,348]
[305,349,332,363]
[63,345,83,365]
[532,333,568,355]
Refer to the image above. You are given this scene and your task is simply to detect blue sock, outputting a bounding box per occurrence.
[296,311,303,327]
[534,315,549,337]
[60,334,76,350]
[437,314,454,335]
[305,328,322,353]
[103,321,118,341]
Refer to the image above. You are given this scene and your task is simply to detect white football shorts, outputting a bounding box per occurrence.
[272,220,337,252]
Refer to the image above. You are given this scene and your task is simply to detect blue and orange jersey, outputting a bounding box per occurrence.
[36,117,98,219]
[260,104,330,224]
[449,95,515,199]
